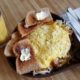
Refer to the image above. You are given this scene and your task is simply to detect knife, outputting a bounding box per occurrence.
[66,12,80,42]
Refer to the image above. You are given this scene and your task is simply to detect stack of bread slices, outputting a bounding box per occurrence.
[4,8,71,75]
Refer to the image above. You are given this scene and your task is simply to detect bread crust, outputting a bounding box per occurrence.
[4,31,21,57]
[18,22,37,37]
[18,11,53,38]
[13,38,40,74]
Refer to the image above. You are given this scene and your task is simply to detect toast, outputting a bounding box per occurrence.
[18,9,53,37]
[4,31,21,57]
[4,8,71,75]
[13,38,40,74]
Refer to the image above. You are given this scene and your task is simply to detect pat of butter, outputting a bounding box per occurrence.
[36,11,49,20]
[20,48,31,62]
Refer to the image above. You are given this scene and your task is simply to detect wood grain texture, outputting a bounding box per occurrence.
[0,0,80,80]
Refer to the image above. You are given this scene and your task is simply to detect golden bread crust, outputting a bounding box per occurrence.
[18,22,37,37]
[16,57,40,75]
[13,38,40,74]
[4,31,21,57]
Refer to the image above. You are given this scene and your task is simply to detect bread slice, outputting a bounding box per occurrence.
[18,10,53,37]
[13,38,32,57]
[13,38,40,74]
[16,55,40,75]
[4,31,21,57]
[25,11,37,27]
[17,22,37,38]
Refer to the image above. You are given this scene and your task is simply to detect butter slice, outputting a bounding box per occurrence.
[20,48,31,62]
[36,8,52,21]
[36,11,49,20]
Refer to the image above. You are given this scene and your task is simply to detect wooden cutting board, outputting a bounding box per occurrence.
[0,0,80,80]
